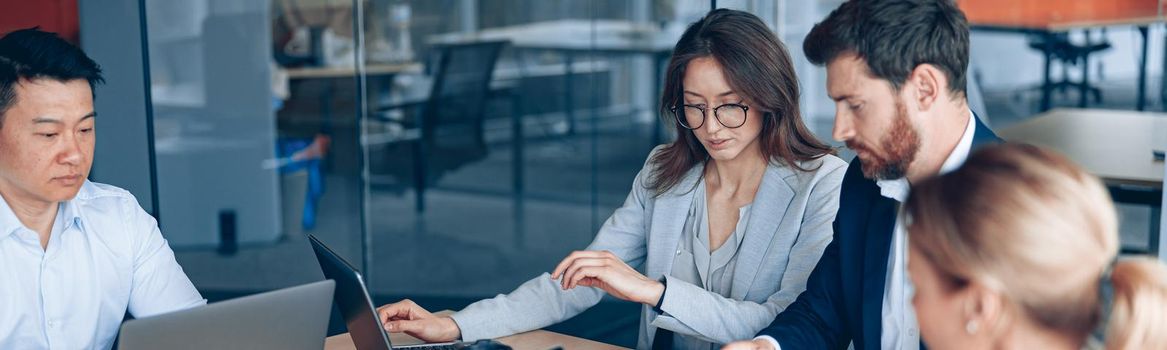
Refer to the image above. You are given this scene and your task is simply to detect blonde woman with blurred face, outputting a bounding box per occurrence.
[904,143,1167,350]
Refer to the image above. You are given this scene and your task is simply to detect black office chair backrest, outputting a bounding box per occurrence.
[422,40,509,151]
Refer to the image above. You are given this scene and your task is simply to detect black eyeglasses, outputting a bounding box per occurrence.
[670,103,750,130]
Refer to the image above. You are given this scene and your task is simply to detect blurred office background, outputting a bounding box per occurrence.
[1,0,1163,346]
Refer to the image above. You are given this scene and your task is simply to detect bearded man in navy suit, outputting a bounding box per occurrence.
[724,1,1000,349]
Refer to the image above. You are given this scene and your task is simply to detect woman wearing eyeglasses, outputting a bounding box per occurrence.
[375,9,845,349]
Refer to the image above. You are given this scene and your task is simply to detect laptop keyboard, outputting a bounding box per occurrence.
[397,343,461,350]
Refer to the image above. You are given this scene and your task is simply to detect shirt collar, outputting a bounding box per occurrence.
[876,108,976,202]
[938,108,977,175]
[59,198,82,232]
[0,195,22,241]
[0,194,84,242]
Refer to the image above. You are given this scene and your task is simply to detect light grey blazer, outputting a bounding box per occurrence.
[450,146,847,349]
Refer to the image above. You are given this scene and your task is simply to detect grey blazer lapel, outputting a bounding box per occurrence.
[731,163,795,300]
[647,166,703,280]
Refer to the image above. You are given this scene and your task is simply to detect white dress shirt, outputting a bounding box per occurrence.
[757,110,976,350]
[0,181,206,350]
[877,110,974,350]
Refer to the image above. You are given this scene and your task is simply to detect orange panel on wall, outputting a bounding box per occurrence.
[958,0,1164,30]
[0,0,80,43]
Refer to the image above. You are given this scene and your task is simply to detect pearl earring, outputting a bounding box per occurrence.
[965,320,980,335]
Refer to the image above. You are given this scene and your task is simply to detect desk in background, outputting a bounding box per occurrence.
[998,108,1165,260]
[278,63,422,173]
[283,63,423,130]
[429,19,677,143]
[285,63,423,80]
[427,20,675,55]
[958,0,1166,111]
[282,62,423,135]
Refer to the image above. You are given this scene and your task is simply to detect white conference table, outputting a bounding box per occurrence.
[998,108,1166,260]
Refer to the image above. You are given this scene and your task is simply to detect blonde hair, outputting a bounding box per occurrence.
[905,143,1167,350]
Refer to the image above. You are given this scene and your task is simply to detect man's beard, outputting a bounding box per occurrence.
[847,101,921,180]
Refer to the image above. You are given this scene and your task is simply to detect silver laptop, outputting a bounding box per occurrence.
[117,279,335,350]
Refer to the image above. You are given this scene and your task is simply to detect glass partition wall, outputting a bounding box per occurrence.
[137,0,364,295]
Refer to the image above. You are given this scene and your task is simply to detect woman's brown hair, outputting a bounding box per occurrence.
[648,9,833,195]
[905,143,1167,350]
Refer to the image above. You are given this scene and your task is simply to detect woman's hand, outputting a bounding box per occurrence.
[550,250,664,305]
[722,339,776,350]
[376,299,461,343]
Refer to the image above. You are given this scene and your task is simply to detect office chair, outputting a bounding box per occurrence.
[1027,29,1112,108]
[372,40,510,213]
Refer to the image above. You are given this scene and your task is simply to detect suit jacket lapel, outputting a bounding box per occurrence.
[647,166,702,279]
[971,112,1002,148]
[731,164,795,300]
[861,194,898,349]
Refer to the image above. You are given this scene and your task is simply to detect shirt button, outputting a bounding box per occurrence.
[675,250,681,255]
[908,328,917,337]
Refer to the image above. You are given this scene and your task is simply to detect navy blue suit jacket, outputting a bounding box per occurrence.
[755,116,1000,350]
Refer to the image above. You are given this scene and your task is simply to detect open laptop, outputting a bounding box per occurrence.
[309,235,462,350]
[118,279,335,350]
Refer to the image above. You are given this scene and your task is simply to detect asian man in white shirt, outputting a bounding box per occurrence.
[0,28,205,349]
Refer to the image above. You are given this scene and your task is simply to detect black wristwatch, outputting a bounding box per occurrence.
[653,276,668,314]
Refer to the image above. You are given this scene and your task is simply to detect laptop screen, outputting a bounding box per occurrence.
[309,235,393,350]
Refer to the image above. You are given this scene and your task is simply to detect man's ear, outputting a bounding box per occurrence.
[908,64,947,112]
